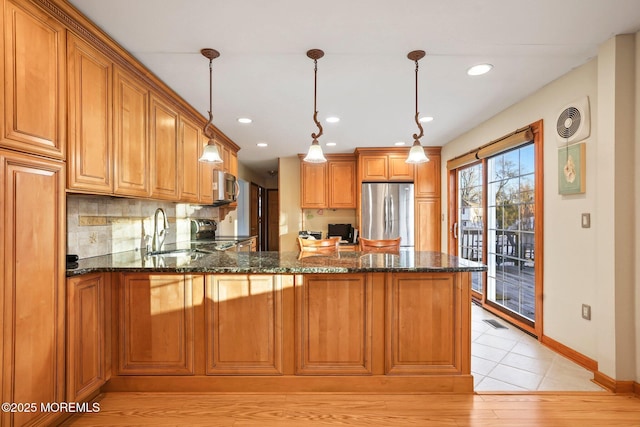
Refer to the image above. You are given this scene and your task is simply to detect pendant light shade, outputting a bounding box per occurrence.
[199,48,224,164]
[405,50,429,164]
[304,139,326,163]
[303,49,327,163]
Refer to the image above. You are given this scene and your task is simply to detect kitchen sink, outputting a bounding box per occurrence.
[147,248,214,257]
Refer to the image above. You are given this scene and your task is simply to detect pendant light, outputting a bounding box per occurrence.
[303,49,327,163]
[405,50,429,164]
[198,48,224,163]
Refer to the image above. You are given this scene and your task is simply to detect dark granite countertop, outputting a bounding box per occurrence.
[66,249,486,277]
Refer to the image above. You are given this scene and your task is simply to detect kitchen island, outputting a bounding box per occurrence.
[66,250,485,394]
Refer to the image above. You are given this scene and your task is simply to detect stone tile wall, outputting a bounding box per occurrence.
[67,195,220,259]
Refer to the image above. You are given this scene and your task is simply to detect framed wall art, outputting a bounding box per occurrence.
[558,142,586,195]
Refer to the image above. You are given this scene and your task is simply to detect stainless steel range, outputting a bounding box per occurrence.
[190,219,217,241]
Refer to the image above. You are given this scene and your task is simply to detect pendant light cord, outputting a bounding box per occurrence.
[204,58,215,139]
[412,59,424,142]
[311,58,323,140]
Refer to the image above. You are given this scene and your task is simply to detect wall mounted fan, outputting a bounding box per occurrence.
[556,96,590,145]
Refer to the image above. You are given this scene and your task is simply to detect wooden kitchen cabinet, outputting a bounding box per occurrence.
[300,154,356,209]
[0,149,65,427]
[67,273,108,402]
[150,93,179,200]
[67,33,113,193]
[295,274,373,375]
[415,197,441,251]
[415,148,441,198]
[113,66,150,197]
[328,158,357,208]
[2,0,66,159]
[300,160,328,208]
[356,148,414,182]
[117,273,197,375]
[205,275,283,375]
[179,117,201,202]
[386,272,466,375]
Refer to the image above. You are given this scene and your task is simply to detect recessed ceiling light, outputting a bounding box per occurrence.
[256,142,268,147]
[467,63,493,76]
[326,142,337,147]
[419,116,434,123]
[325,116,340,123]
[237,117,252,124]
[394,141,406,146]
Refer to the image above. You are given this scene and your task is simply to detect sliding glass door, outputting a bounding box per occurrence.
[449,122,542,335]
[486,144,536,323]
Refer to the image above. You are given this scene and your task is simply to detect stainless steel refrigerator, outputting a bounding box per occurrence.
[361,183,414,249]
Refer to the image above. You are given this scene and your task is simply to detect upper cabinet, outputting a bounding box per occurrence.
[300,160,328,209]
[67,34,113,193]
[150,93,179,200]
[179,117,201,203]
[415,148,441,198]
[300,154,356,209]
[328,158,356,208]
[356,148,414,182]
[113,66,150,198]
[2,0,66,159]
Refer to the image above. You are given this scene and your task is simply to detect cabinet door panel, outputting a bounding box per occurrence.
[1,150,65,426]
[114,67,149,197]
[360,155,387,181]
[415,198,441,251]
[206,275,283,375]
[180,118,200,202]
[67,273,106,401]
[118,273,194,375]
[150,95,179,200]
[300,162,327,208]
[328,160,356,208]
[415,152,441,197]
[3,0,65,158]
[295,274,372,375]
[388,154,414,181]
[386,273,461,374]
[67,34,113,192]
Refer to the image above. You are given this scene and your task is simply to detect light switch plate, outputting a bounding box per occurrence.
[581,213,591,228]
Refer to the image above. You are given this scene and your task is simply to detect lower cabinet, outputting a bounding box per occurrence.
[67,273,109,401]
[295,274,373,375]
[116,273,199,375]
[105,271,471,392]
[205,275,283,374]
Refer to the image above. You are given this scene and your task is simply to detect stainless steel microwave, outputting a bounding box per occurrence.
[212,171,238,206]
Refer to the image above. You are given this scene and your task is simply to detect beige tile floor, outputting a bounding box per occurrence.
[471,303,606,392]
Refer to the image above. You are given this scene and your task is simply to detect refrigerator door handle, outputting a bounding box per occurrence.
[389,195,395,237]
[383,195,388,235]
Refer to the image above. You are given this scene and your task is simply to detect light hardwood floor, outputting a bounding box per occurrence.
[63,392,640,426]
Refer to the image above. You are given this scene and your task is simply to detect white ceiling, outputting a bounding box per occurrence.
[67,0,640,176]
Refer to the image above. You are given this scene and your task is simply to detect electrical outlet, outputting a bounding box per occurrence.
[582,304,591,320]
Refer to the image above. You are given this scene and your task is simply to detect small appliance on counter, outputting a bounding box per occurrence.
[328,223,356,244]
[298,230,323,240]
[190,219,217,241]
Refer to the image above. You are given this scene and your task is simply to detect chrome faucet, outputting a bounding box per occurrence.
[152,208,169,252]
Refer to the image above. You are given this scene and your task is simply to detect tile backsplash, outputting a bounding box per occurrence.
[67,195,220,259]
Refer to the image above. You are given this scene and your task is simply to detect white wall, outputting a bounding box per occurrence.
[278,156,303,251]
[635,31,640,384]
[441,34,638,382]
